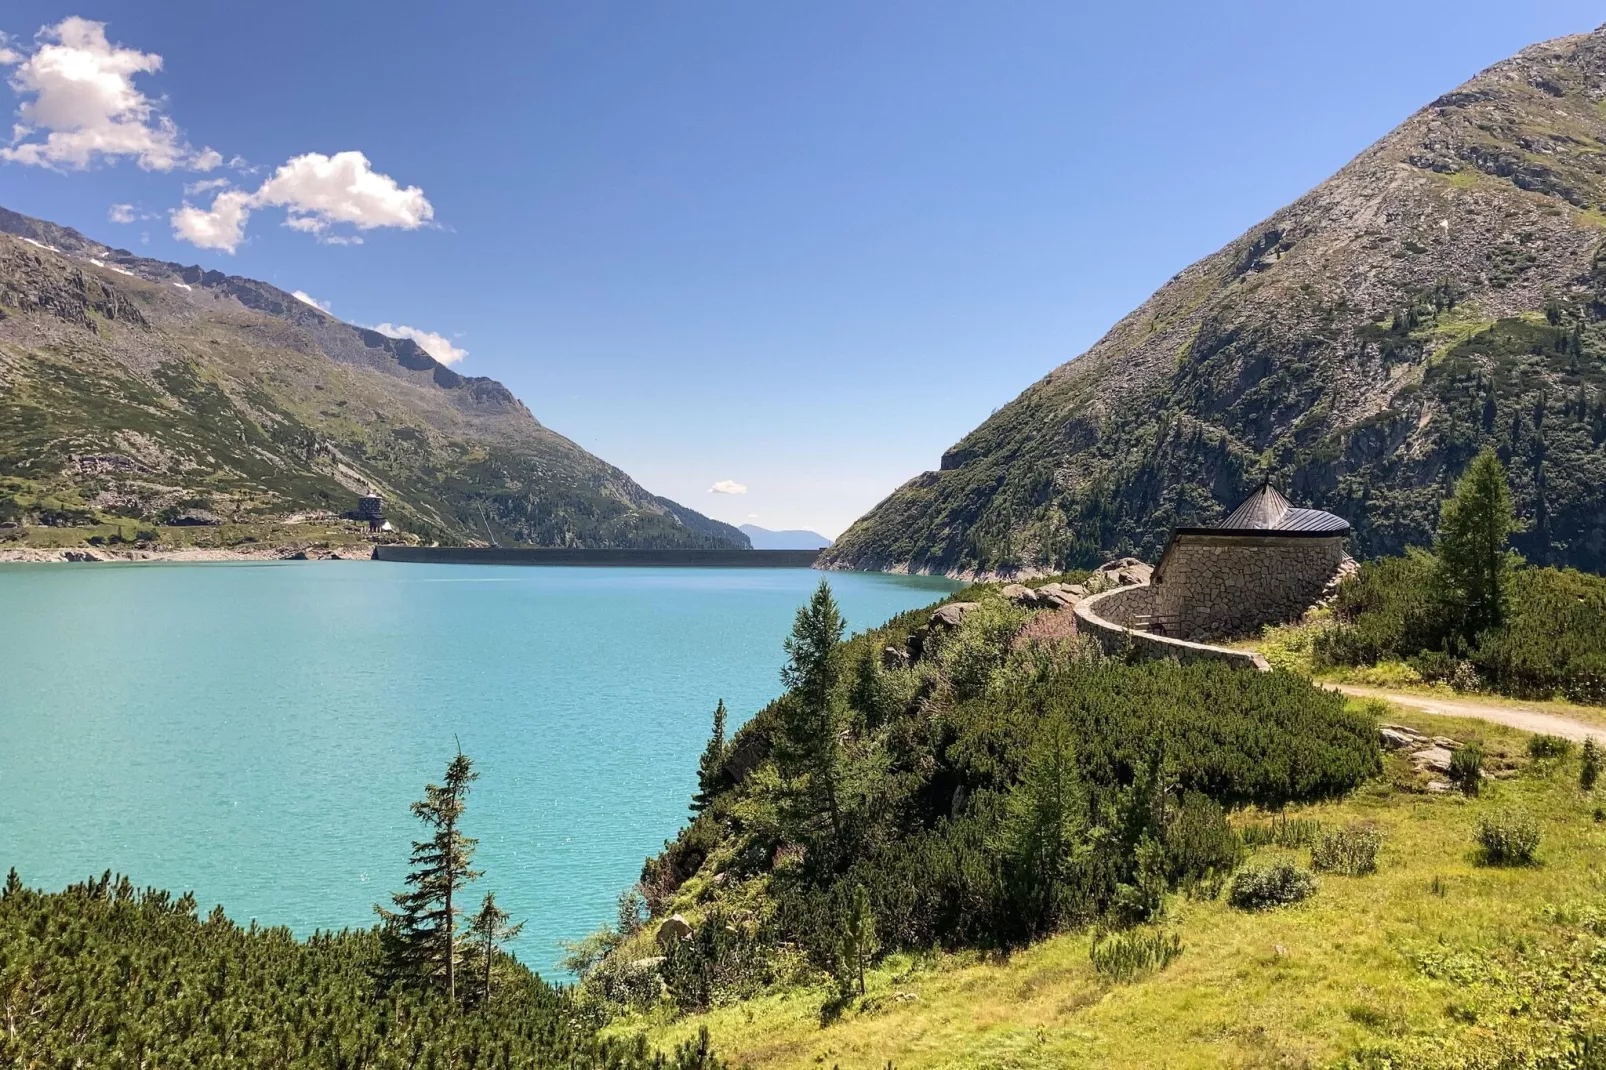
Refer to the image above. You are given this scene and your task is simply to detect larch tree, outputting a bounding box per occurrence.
[377,750,482,1001]
[1434,446,1523,640]
[690,699,728,815]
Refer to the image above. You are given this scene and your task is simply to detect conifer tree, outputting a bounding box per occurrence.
[690,699,728,815]
[1434,446,1523,639]
[776,579,847,850]
[377,750,482,1000]
[838,884,878,997]
[1002,714,1087,936]
[464,891,524,1007]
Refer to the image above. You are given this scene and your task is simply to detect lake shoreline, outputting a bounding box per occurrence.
[0,545,367,564]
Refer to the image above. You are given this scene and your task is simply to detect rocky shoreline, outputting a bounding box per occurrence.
[0,545,371,564]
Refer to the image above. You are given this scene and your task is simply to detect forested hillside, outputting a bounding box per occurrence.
[823,24,1606,578]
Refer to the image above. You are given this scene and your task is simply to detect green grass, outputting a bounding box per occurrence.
[611,708,1606,1069]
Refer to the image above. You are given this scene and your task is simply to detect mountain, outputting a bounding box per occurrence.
[0,207,748,549]
[737,523,831,550]
[822,24,1606,579]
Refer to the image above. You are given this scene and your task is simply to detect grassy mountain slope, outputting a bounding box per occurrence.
[0,208,747,549]
[822,24,1606,578]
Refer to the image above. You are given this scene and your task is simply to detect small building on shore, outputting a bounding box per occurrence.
[1147,483,1353,642]
[357,493,385,532]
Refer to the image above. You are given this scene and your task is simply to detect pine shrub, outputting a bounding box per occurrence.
[1089,928,1183,982]
[1449,745,1484,797]
[1311,824,1383,876]
[1527,734,1573,761]
[1583,740,1602,792]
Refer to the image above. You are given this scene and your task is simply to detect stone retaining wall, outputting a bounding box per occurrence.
[1074,584,1271,671]
[1150,534,1349,642]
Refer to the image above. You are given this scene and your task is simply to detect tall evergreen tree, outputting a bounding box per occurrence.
[377,750,482,1000]
[690,699,728,815]
[1001,713,1088,937]
[464,891,524,1007]
[1434,446,1523,640]
[776,579,847,851]
[838,884,878,997]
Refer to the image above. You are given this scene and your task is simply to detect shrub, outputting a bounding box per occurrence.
[1089,928,1182,982]
[1583,740,1602,792]
[1449,744,1484,797]
[1311,824,1383,876]
[1477,810,1540,865]
[1239,814,1324,849]
[1229,863,1318,911]
[1528,735,1573,761]
[1164,793,1243,897]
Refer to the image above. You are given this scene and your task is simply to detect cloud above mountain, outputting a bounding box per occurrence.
[0,18,218,171]
[170,152,433,253]
[709,480,748,495]
[291,290,330,312]
[0,17,434,255]
[373,322,465,366]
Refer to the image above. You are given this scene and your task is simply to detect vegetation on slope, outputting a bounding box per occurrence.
[822,26,1606,577]
[1263,448,1606,705]
[0,749,728,1070]
[569,578,1379,1027]
[629,712,1606,1070]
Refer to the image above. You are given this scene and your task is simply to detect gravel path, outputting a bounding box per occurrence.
[1331,684,1606,743]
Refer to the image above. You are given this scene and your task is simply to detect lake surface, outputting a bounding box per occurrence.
[0,562,956,974]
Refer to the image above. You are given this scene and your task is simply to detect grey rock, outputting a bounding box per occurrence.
[1379,727,1421,750]
[655,914,692,949]
[1412,746,1454,774]
[928,602,980,629]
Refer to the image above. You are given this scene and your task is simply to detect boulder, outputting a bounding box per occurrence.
[1000,583,1037,606]
[928,602,980,629]
[1033,582,1087,608]
[655,914,693,949]
[881,644,910,669]
[1411,746,1454,774]
[1379,726,1422,751]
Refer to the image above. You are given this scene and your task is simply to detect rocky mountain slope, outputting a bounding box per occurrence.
[822,24,1606,578]
[0,207,747,549]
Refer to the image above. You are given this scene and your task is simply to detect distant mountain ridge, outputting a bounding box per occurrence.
[738,523,831,550]
[0,206,749,549]
[822,23,1606,578]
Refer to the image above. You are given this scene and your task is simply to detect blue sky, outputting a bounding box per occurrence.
[1,2,1600,536]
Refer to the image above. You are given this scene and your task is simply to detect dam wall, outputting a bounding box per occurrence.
[372,546,822,568]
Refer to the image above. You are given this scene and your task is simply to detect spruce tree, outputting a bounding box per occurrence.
[377,750,482,1000]
[1002,714,1087,936]
[464,891,524,1007]
[776,579,847,850]
[690,699,728,815]
[1433,446,1523,640]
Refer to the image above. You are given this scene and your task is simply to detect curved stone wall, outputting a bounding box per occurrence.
[1074,584,1271,671]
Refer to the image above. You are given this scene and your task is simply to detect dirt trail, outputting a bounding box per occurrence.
[1331,684,1606,743]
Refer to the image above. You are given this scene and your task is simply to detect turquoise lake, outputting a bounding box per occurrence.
[0,562,956,975]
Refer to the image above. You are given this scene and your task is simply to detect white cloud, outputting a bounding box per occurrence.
[373,322,465,366]
[170,188,252,251]
[107,201,134,223]
[0,17,215,171]
[291,290,330,312]
[709,480,748,495]
[254,151,433,234]
[183,176,229,195]
[169,151,433,253]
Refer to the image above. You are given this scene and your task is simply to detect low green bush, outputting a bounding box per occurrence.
[1449,745,1484,797]
[1089,928,1183,982]
[1229,863,1318,911]
[1582,739,1602,791]
[1527,735,1573,761]
[1477,810,1540,865]
[1311,824,1383,876]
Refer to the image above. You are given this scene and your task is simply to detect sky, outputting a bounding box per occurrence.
[0,3,1601,537]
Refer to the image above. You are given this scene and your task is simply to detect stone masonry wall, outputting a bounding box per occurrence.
[1074,585,1271,670]
[1150,534,1349,641]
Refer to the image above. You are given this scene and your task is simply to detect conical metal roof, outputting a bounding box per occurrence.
[1213,482,1349,535]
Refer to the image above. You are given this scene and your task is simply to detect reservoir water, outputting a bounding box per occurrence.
[0,561,957,974]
